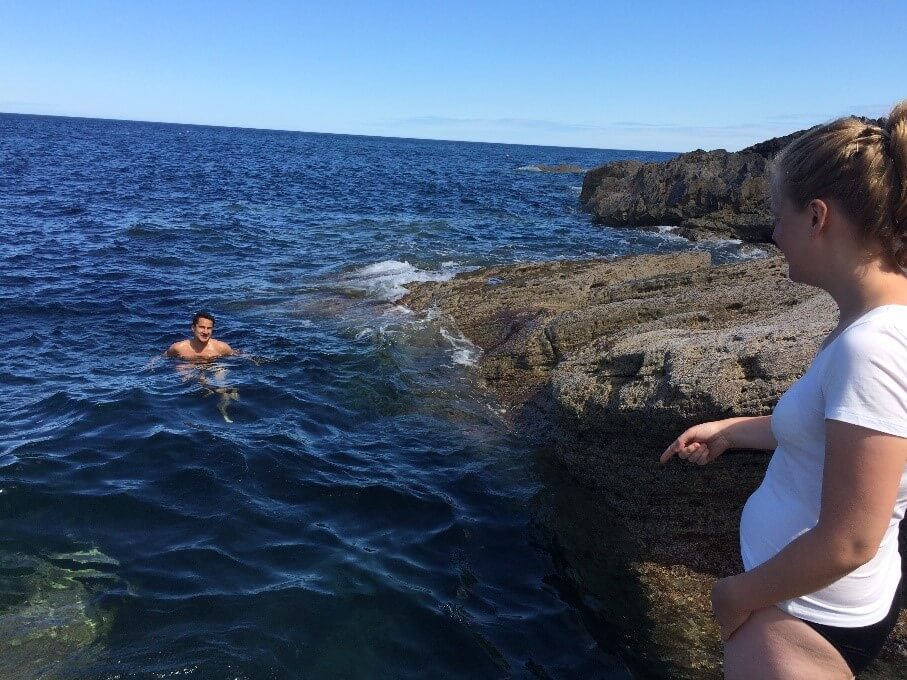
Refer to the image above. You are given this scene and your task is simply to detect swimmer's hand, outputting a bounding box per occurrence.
[144,355,165,370]
[232,351,262,366]
[660,421,733,465]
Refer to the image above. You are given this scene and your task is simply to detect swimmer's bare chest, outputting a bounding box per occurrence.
[171,340,231,361]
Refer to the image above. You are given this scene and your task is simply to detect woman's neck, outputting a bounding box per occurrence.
[825,260,907,326]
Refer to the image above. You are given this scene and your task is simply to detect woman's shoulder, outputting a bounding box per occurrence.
[836,305,907,355]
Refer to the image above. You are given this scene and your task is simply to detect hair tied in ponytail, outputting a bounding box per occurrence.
[879,127,893,156]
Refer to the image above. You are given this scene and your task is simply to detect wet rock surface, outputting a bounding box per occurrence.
[401,251,907,678]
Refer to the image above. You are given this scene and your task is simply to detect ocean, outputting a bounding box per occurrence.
[0,113,756,679]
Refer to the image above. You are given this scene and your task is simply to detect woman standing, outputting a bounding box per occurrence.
[662,101,907,679]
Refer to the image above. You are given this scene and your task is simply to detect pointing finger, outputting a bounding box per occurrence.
[660,440,682,464]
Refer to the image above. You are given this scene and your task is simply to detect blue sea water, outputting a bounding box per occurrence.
[0,114,758,679]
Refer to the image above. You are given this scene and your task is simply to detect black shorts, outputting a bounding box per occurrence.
[799,578,903,676]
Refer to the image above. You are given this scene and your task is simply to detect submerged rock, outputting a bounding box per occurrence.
[401,252,907,678]
[0,550,116,679]
[518,163,586,173]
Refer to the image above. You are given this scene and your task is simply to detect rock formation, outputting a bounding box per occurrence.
[0,549,116,678]
[579,151,775,242]
[579,119,884,243]
[401,252,906,679]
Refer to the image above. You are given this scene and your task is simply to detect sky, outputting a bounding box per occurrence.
[1,1,905,152]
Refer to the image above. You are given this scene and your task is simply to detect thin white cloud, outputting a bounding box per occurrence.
[370,104,899,151]
[0,100,57,111]
[395,115,607,132]
[385,114,818,150]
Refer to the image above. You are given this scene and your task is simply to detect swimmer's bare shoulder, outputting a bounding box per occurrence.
[212,339,236,357]
[165,340,192,359]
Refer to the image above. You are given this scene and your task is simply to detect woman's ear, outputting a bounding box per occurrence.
[809,199,829,235]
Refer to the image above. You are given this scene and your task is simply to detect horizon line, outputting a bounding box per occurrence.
[0,110,684,155]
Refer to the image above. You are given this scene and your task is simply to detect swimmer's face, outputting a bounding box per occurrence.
[192,318,214,343]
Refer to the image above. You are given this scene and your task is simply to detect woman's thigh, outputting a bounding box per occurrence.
[724,605,853,680]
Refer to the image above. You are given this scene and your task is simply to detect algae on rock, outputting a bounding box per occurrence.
[0,549,117,680]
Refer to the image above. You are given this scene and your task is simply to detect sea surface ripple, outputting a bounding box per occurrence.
[0,114,743,679]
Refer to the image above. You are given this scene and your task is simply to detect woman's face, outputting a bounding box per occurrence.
[771,188,816,284]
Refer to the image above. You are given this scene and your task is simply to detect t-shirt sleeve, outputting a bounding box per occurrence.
[821,325,907,438]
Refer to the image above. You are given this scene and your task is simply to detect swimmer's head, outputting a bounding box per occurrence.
[192,311,215,327]
[192,311,215,343]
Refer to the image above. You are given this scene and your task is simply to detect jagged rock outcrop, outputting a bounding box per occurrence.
[579,150,775,242]
[579,118,886,243]
[401,252,906,679]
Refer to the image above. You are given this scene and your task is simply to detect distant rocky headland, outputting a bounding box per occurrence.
[578,124,882,242]
[401,124,906,678]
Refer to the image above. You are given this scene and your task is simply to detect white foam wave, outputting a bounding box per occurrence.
[716,244,768,261]
[649,225,687,243]
[343,260,460,302]
[381,304,414,317]
[440,326,482,367]
[516,165,542,172]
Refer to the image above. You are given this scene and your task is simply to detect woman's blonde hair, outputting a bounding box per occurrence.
[774,100,907,265]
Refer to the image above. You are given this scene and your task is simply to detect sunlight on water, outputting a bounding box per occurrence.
[0,113,743,678]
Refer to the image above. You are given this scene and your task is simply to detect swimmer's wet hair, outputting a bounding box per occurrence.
[773,99,907,266]
[192,311,215,326]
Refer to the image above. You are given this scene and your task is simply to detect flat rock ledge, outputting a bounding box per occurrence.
[401,251,907,679]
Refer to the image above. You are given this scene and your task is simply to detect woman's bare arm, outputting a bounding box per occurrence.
[661,415,776,465]
[712,419,907,638]
[721,416,777,450]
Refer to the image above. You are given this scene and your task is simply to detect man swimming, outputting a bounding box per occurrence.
[166,312,236,361]
[165,312,242,422]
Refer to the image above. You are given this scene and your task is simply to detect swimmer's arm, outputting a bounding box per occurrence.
[225,345,263,365]
[165,342,181,358]
[221,343,259,363]
[715,420,906,633]
[144,354,165,370]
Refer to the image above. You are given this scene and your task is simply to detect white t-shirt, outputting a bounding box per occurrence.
[740,304,907,627]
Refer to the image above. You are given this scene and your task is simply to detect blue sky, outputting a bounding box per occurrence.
[1,1,904,151]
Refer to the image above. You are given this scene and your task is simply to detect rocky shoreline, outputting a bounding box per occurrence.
[400,249,907,678]
[578,123,883,244]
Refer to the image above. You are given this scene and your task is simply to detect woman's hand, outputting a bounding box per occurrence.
[711,576,754,642]
[660,421,733,465]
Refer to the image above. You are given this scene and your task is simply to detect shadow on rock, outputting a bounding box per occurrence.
[401,251,907,678]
